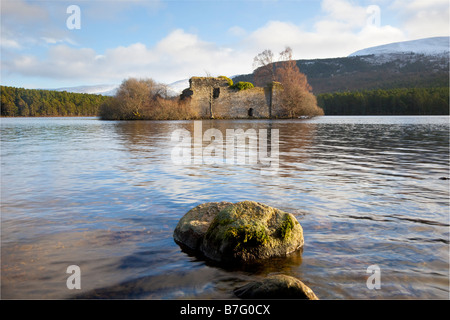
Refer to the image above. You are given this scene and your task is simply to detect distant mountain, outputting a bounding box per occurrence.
[53,37,449,96]
[53,79,189,97]
[167,79,189,96]
[349,36,449,56]
[233,37,449,94]
[54,84,119,96]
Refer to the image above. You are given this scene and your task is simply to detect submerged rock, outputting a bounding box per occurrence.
[234,274,319,300]
[174,201,304,263]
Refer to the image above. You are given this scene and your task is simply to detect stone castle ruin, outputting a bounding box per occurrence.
[180,77,282,119]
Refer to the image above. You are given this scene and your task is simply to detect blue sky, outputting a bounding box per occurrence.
[1,0,449,89]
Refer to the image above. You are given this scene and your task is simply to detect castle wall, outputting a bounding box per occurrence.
[183,77,280,119]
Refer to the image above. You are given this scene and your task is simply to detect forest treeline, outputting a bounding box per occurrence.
[1,85,448,118]
[2,85,448,117]
[1,86,111,117]
[317,87,449,115]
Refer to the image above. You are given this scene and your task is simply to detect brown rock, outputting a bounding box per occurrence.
[234,274,319,300]
[174,201,304,263]
[173,201,233,251]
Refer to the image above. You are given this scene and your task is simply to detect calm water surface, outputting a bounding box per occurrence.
[1,116,449,299]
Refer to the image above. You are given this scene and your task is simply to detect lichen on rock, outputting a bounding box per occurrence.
[174,201,304,263]
[173,201,233,251]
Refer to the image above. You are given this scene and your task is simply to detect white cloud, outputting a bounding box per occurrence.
[319,0,367,31]
[243,0,406,59]
[390,0,449,39]
[228,26,247,37]
[41,37,78,46]
[1,0,406,86]
[1,38,22,49]
[1,0,77,52]
[1,0,447,87]
[3,29,249,85]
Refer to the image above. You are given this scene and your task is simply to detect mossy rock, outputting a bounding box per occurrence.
[173,201,233,251]
[174,201,304,263]
[200,201,303,263]
[173,201,304,263]
[234,274,318,300]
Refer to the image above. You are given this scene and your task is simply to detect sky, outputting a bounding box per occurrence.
[1,0,449,89]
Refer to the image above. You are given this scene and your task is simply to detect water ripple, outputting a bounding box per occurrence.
[1,116,448,299]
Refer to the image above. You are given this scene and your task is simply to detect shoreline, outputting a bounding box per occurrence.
[2,114,450,119]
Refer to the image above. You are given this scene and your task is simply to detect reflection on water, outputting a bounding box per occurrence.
[1,116,449,299]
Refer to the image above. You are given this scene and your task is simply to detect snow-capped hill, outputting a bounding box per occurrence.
[55,84,118,96]
[166,79,189,96]
[52,77,240,97]
[53,79,189,97]
[349,36,449,57]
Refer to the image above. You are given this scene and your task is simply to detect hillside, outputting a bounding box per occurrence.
[233,37,449,94]
[233,53,449,94]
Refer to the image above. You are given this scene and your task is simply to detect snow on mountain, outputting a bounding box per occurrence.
[54,80,189,97]
[166,79,189,96]
[349,36,449,57]
[55,84,118,96]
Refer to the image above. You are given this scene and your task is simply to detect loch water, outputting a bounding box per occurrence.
[1,116,449,299]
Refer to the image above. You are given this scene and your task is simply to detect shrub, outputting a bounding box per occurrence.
[149,97,199,120]
[99,77,200,120]
[232,81,254,91]
[218,75,233,87]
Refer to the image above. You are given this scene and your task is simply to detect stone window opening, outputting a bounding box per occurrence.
[213,87,220,99]
[248,108,254,117]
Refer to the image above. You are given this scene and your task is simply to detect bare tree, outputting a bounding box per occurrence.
[114,78,172,119]
[115,78,153,118]
[252,49,275,87]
